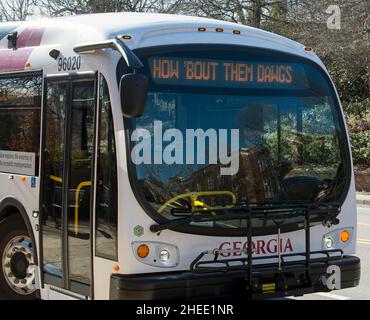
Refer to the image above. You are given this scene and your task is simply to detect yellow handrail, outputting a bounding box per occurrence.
[50,175,62,183]
[49,175,91,235]
[74,181,92,235]
[158,191,237,213]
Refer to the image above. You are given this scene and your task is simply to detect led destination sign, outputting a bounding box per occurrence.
[149,57,309,90]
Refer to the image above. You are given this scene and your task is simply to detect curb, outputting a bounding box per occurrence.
[357,200,370,207]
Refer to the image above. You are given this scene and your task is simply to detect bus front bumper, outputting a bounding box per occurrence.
[109,255,360,300]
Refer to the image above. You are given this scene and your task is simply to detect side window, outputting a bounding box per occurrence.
[95,75,118,260]
[0,74,42,176]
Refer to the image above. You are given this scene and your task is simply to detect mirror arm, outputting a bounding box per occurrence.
[113,37,143,71]
[73,36,144,71]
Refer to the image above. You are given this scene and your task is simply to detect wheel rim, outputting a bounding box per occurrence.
[2,235,36,295]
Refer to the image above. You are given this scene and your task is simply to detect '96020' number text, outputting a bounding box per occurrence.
[57,56,81,72]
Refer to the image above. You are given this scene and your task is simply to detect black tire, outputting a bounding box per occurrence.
[0,214,38,300]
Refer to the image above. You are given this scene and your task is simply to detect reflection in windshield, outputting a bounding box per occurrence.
[132,93,344,218]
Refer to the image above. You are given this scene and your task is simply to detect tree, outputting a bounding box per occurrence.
[267,0,369,103]
[35,0,185,16]
[181,0,289,28]
[0,0,34,21]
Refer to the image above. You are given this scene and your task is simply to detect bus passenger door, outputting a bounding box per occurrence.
[40,73,97,298]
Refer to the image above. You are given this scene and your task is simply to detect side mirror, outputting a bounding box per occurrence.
[119,73,148,118]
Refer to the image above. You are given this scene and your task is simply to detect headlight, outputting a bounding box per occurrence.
[159,249,170,262]
[324,236,334,249]
[322,227,354,250]
[132,241,179,268]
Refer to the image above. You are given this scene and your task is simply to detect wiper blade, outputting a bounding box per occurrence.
[150,202,341,233]
[149,209,260,233]
[149,211,244,233]
[150,216,192,233]
[205,202,341,217]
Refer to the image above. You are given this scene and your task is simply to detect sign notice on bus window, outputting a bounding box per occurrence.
[0,150,36,176]
[149,57,309,90]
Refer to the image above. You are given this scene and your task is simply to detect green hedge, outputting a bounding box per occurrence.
[343,99,370,166]
[350,130,370,165]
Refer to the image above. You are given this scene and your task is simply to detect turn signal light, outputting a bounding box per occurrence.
[340,230,350,243]
[137,244,150,258]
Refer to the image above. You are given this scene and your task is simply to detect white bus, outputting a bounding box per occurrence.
[0,12,360,300]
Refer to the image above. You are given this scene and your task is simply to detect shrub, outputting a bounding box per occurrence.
[350,130,370,165]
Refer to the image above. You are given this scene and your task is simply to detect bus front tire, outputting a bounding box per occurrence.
[0,215,38,300]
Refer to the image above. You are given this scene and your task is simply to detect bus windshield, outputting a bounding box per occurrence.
[125,46,349,234]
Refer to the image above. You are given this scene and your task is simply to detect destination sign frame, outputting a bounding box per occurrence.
[148,57,309,90]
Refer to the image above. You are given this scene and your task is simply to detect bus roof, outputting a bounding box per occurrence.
[0,12,324,68]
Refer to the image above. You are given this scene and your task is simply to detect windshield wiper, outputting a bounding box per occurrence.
[150,210,250,233]
[150,216,193,233]
[150,202,341,233]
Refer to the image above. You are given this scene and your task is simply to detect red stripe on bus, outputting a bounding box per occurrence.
[16,28,44,48]
[0,27,44,72]
[0,48,33,72]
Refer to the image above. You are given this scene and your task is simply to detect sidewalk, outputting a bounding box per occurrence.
[357,192,370,206]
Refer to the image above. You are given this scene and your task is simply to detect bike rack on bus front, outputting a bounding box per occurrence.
[189,203,342,298]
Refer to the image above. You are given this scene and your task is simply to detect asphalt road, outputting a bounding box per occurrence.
[292,205,370,300]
